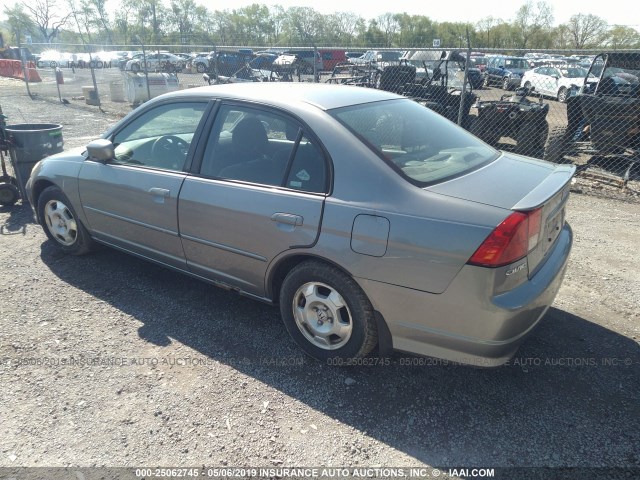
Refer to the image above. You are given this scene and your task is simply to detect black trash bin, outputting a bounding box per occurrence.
[5,123,64,202]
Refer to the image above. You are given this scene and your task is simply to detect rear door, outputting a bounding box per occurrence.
[178,103,328,297]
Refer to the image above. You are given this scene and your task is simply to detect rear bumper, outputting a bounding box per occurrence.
[357,223,573,367]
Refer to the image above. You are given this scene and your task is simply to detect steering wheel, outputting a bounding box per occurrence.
[151,135,189,169]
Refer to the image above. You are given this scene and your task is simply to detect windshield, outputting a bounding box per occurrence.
[560,67,587,78]
[330,99,497,185]
[504,58,529,69]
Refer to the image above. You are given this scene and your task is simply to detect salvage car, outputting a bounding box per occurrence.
[520,66,593,102]
[126,52,185,72]
[26,83,574,366]
[484,56,531,90]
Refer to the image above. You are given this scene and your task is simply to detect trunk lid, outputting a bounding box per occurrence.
[427,152,575,275]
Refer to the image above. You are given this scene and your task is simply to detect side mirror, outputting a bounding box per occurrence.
[86,139,115,162]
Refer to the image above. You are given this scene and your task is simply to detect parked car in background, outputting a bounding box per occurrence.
[188,50,254,76]
[280,49,323,73]
[520,66,593,102]
[351,50,402,68]
[484,56,531,90]
[126,52,185,72]
[468,56,487,72]
[26,82,574,366]
[318,49,347,71]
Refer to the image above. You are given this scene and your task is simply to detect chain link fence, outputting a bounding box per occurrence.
[5,44,640,199]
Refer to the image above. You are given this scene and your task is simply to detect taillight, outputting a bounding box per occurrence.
[468,208,542,268]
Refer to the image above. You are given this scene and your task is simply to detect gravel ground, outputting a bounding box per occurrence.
[0,88,638,475]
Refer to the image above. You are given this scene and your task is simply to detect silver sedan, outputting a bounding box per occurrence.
[27,83,574,366]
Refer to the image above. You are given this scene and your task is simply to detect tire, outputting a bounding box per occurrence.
[502,77,511,91]
[483,75,490,88]
[557,87,568,103]
[0,182,20,206]
[524,81,532,89]
[279,261,378,361]
[131,63,140,72]
[196,63,206,73]
[470,116,500,146]
[543,126,570,164]
[37,186,94,255]
[515,121,549,158]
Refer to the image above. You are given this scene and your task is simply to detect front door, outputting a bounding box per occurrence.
[78,101,208,268]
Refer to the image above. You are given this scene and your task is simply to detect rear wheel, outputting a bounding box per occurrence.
[130,63,140,72]
[37,186,94,255]
[279,261,378,361]
[516,121,549,158]
[543,126,571,164]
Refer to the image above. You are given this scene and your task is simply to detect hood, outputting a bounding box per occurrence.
[426,151,575,210]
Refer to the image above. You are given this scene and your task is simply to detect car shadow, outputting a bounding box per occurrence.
[0,201,36,235]
[40,243,640,468]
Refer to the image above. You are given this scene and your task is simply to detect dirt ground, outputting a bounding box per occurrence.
[0,85,638,475]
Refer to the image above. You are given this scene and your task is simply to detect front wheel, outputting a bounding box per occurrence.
[557,87,568,103]
[279,261,378,361]
[37,186,94,255]
[502,77,511,90]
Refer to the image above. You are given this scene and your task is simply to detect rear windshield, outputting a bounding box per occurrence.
[330,99,498,185]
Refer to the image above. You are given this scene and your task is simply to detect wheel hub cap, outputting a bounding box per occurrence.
[44,199,78,246]
[292,282,352,350]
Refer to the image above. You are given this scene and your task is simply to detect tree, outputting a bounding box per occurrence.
[88,0,113,43]
[283,6,324,45]
[3,4,36,44]
[513,0,554,49]
[376,13,399,47]
[22,0,72,44]
[475,16,502,48]
[393,13,436,48]
[565,14,608,49]
[606,26,640,49]
[66,0,95,44]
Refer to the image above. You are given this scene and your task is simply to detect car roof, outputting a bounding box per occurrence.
[164,82,402,110]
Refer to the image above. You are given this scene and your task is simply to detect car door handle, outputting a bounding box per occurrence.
[148,188,170,204]
[148,188,170,197]
[271,213,303,226]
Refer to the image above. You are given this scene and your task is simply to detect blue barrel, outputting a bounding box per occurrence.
[5,123,64,200]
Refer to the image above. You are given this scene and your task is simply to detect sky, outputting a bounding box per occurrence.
[0,0,637,28]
